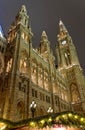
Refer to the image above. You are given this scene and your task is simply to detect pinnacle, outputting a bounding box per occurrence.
[59,20,68,33]
[20,5,27,14]
[42,31,47,37]
[59,20,63,26]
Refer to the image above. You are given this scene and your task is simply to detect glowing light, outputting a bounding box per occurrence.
[80,118,84,122]
[48,117,52,122]
[30,122,36,127]
[0,123,7,130]
[74,115,78,119]
[68,113,72,117]
[62,115,66,118]
[40,120,45,124]
[62,40,66,45]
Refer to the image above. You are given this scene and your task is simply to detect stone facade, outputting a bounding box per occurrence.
[0,5,85,122]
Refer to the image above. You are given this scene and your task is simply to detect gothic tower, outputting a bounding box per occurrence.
[2,5,33,121]
[56,20,85,113]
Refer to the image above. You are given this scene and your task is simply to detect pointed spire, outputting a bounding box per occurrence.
[59,20,68,33]
[20,5,27,14]
[41,31,48,41]
[39,31,50,53]
[42,31,48,38]
[15,5,29,27]
[57,20,69,41]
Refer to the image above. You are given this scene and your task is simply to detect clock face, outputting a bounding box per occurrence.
[0,52,4,74]
[62,40,66,45]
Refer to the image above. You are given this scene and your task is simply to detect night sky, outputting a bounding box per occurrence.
[0,0,85,73]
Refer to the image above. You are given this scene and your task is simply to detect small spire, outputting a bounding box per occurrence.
[59,20,68,33]
[15,5,29,27]
[41,31,48,41]
[42,31,47,37]
[20,5,27,14]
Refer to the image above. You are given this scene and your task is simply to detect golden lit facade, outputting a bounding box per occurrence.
[0,5,85,122]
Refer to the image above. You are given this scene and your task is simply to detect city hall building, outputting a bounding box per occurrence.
[0,5,85,122]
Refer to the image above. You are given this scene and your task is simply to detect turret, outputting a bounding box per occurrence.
[56,20,81,68]
[3,5,33,121]
[39,31,50,54]
[7,5,33,44]
[39,31,55,65]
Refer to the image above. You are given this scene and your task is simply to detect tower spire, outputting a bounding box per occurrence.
[59,20,68,33]
[20,5,27,14]
[41,31,48,41]
[39,31,49,54]
[56,20,81,68]
[57,20,69,41]
[15,4,29,28]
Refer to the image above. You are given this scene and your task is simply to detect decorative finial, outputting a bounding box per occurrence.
[59,20,68,33]
[42,31,47,37]
[20,5,27,14]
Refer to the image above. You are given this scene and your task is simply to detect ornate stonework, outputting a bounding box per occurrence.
[0,5,85,122]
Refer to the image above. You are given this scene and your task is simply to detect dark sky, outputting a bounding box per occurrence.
[0,0,85,73]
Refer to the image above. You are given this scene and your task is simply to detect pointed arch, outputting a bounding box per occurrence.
[17,101,25,120]
[19,50,29,75]
[70,83,80,103]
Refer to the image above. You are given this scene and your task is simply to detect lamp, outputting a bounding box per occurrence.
[47,107,53,113]
[30,100,37,118]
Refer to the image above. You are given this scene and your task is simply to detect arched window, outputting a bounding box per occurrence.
[64,52,71,65]
[17,101,25,119]
[6,58,12,72]
[19,50,28,74]
[71,84,80,103]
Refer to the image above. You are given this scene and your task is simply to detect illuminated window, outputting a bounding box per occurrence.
[6,58,12,72]
[22,33,25,39]
[19,51,28,74]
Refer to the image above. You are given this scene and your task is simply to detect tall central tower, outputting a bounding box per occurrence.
[56,20,85,113]
[2,5,33,121]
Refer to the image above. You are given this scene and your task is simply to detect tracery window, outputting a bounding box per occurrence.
[44,71,49,90]
[19,51,28,74]
[64,52,71,65]
[6,58,12,72]
[31,62,37,84]
[38,67,43,87]
[17,101,25,119]
[71,84,80,103]
[21,32,29,43]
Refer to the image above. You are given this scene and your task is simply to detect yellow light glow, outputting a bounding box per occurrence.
[62,115,66,118]
[48,117,52,122]
[0,123,7,130]
[68,113,72,117]
[74,115,78,119]
[30,122,36,127]
[80,118,84,122]
[40,120,45,124]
